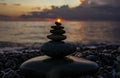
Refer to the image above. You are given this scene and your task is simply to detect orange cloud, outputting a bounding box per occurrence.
[32,7,41,10]
[13,4,21,6]
[36,7,41,10]
[0,3,21,6]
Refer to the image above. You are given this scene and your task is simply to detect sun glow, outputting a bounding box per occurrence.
[56,18,62,23]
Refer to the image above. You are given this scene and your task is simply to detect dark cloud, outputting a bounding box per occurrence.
[0,14,9,17]
[82,0,120,7]
[20,4,120,21]
[0,14,11,21]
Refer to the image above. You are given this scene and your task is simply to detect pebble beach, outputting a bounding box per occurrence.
[0,43,120,78]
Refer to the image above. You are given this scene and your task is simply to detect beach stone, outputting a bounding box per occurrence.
[47,34,66,41]
[117,56,120,62]
[41,41,76,58]
[105,44,119,50]
[86,55,97,61]
[20,56,99,78]
[50,30,65,34]
[116,56,120,71]
[116,72,120,78]
[0,62,3,70]
[51,26,64,30]
[55,22,62,26]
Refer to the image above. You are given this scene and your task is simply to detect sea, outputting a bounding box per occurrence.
[0,21,120,52]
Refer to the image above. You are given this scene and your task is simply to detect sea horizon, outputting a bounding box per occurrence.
[0,20,120,52]
[0,21,120,41]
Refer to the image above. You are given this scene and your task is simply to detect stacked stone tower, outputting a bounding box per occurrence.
[20,19,99,78]
[47,21,66,41]
[41,19,76,58]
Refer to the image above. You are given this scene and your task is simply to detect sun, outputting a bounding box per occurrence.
[56,18,62,23]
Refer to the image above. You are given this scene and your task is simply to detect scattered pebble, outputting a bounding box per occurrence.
[74,44,120,78]
[0,50,43,78]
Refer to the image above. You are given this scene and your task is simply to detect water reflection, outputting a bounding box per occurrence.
[64,21,120,44]
[64,21,85,43]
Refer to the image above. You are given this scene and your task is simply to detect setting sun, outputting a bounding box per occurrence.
[56,18,62,23]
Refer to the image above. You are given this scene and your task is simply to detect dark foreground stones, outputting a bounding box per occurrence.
[20,56,98,78]
[0,44,120,78]
[0,51,42,78]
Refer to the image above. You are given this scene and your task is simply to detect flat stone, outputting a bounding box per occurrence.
[50,30,65,34]
[55,22,62,26]
[51,26,64,30]
[20,56,99,78]
[47,34,66,41]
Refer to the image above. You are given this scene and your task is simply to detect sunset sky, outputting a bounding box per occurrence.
[0,0,120,21]
[0,0,81,16]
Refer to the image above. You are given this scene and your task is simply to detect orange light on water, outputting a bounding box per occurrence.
[56,18,62,23]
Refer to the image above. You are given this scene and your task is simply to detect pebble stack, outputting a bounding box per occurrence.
[41,21,76,58]
[20,20,99,78]
[47,22,66,41]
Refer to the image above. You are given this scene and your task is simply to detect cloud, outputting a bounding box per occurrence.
[0,3,21,6]
[0,14,11,21]
[13,4,21,6]
[32,7,41,10]
[20,4,120,21]
[0,3,8,6]
[81,0,120,7]
[0,14,9,17]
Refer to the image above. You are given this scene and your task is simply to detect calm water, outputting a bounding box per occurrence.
[0,21,120,45]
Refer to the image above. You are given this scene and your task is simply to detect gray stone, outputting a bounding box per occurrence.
[86,55,97,61]
[47,34,66,41]
[116,72,120,78]
[55,22,62,26]
[20,56,99,78]
[51,26,64,30]
[117,56,120,62]
[50,30,65,34]
[41,41,76,58]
